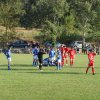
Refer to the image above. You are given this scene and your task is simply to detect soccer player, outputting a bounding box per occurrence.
[32,46,39,66]
[49,47,56,65]
[38,48,46,71]
[68,47,76,66]
[56,47,62,70]
[64,46,69,66]
[2,47,11,70]
[86,49,96,75]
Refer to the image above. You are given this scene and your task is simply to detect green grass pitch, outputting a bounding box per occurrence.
[0,53,100,100]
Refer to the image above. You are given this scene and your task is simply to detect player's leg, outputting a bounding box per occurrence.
[57,62,59,70]
[33,58,34,66]
[86,63,90,74]
[70,58,73,66]
[57,62,61,70]
[39,63,42,70]
[66,57,68,65]
[35,55,38,66]
[92,63,95,75]
[59,59,62,70]
[86,66,90,74]
[8,58,11,70]
[36,59,39,67]
[59,61,62,70]
[51,57,53,64]
[92,66,95,75]
[33,56,35,66]
[70,58,71,66]
[61,59,64,67]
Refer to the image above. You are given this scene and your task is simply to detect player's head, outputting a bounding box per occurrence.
[71,46,74,49]
[89,49,93,52]
[8,46,11,50]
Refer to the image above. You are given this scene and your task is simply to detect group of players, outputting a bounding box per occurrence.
[32,45,96,75]
[2,44,96,75]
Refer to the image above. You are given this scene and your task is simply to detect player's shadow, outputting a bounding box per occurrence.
[0,64,32,67]
[21,71,100,75]
[68,66,100,68]
[25,71,84,75]
[0,64,37,70]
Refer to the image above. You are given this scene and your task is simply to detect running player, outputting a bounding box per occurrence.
[86,49,96,75]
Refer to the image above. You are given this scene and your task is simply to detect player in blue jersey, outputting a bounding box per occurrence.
[32,46,39,66]
[49,47,56,65]
[56,47,62,70]
[2,47,11,70]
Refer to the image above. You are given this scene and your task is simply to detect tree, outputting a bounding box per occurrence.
[37,0,69,45]
[0,0,24,45]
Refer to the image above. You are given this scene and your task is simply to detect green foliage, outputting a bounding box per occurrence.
[0,0,24,44]
[0,0,100,43]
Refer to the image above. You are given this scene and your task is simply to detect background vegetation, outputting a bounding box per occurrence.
[0,0,100,45]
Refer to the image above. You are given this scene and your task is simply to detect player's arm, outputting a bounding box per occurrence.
[94,52,96,56]
[2,49,6,55]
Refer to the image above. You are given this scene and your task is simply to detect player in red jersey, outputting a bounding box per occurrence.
[64,46,69,65]
[86,49,96,75]
[68,47,76,66]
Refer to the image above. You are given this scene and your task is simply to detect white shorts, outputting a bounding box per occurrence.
[7,57,12,62]
[57,59,61,63]
[34,55,38,60]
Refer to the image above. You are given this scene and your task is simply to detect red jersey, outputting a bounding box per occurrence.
[60,46,65,54]
[88,52,96,62]
[64,47,69,58]
[68,49,76,59]
[65,47,69,53]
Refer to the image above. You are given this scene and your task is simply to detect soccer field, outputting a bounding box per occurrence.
[0,53,100,100]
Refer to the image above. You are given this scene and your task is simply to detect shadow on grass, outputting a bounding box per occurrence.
[0,64,33,67]
[23,71,85,75]
[0,64,38,71]
[18,71,100,75]
[0,64,100,68]
[0,68,38,71]
[67,66,100,68]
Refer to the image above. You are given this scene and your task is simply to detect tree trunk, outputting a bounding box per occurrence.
[82,33,86,52]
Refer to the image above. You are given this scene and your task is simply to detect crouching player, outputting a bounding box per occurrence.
[68,47,76,66]
[86,49,96,75]
[2,47,11,70]
[56,47,62,70]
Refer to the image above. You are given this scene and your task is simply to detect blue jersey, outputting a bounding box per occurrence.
[57,49,62,61]
[33,48,39,55]
[49,49,55,57]
[3,49,11,58]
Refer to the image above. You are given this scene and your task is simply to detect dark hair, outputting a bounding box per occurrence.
[89,49,93,52]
